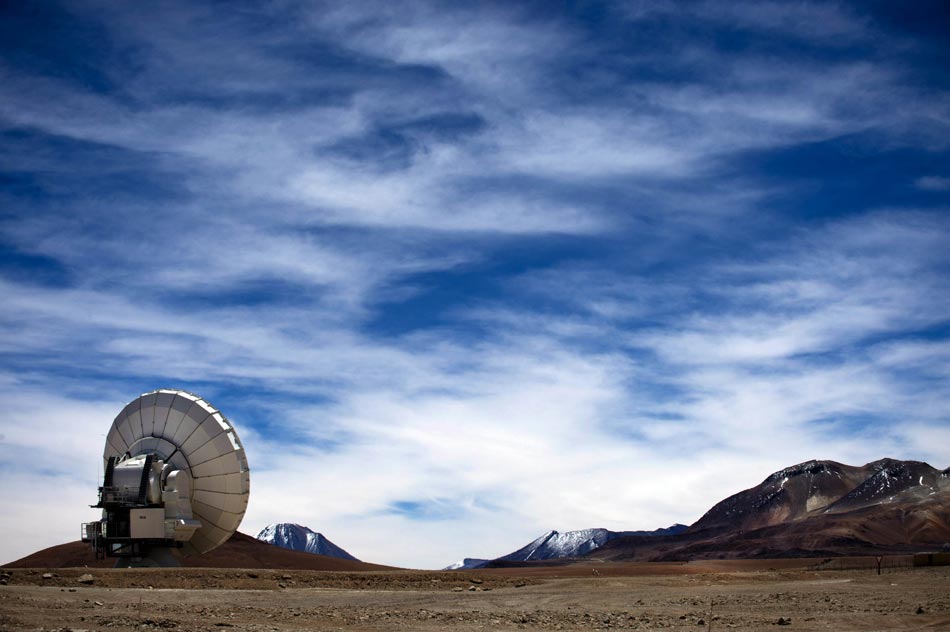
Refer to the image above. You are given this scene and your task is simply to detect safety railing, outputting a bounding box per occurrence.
[98,485,144,505]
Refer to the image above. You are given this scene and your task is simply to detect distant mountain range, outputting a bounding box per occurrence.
[446,458,950,568]
[444,525,687,570]
[591,458,950,563]
[256,523,360,561]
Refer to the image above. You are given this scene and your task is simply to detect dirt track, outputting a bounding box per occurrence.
[1,564,948,631]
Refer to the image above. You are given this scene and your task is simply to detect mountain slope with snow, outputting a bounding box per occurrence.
[498,528,616,562]
[443,525,687,569]
[594,458,950,562]
[824,459,943,512]
[442,558,492,570]
[256,523,360,561]
[690,458,948,534]
[495,525,689,563]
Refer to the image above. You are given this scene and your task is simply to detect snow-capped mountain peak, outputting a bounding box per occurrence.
[497,529,601,562]
[256,523,360,561]
[443,558,492,570]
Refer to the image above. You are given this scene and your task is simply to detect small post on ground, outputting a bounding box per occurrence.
[876,555,883,575]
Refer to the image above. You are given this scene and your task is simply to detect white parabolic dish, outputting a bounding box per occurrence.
[103,389,250,555]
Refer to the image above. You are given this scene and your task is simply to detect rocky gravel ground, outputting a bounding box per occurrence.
[0,568,535,592]
[0,566,947,631]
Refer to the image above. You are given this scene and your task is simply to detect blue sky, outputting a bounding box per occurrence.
[1,0,948,569]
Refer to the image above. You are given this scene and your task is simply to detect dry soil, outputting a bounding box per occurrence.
[1,563,947,631]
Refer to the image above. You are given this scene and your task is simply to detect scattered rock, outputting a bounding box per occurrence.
[916,606,925,615]
[468,585,477,591]
[94,601,104,607]
[68,588,77,592]
[277,582,287,589]
[452,587,464,592]
[697,618,706,625]
[776,617,791,625]
[78,574,95,585]
[246,572,258,579]
[42,573,54,580]
[469,578,483,584]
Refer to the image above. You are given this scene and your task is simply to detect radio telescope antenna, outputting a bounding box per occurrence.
[82,389,250,565]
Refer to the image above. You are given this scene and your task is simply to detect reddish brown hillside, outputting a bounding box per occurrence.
[690,459,947,534]
[690,460,870,532]
[593,459,950,563]
[2,532,397,570]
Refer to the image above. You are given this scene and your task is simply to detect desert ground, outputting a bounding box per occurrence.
[1,560,948,631]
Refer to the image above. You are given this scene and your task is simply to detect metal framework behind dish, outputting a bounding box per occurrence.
[82,389,250,563]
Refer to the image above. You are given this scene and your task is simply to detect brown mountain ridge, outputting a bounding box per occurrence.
[592,458,950,562]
